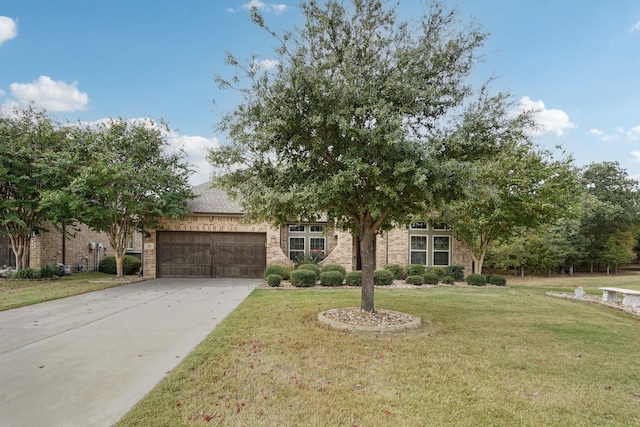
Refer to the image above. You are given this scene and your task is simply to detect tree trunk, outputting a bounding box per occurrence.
[8,233,31,270]
[569,266,574,276]
[109,225,126,278]
[360,217,376,312]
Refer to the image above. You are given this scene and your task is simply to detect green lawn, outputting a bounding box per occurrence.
[117,274,640,427]
[0,272,135,311]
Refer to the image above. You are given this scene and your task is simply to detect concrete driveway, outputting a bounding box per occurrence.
[0,278,258,427]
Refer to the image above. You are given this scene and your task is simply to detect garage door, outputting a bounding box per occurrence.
[156,232,266,278]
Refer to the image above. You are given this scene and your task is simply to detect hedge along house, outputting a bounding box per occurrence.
[143,184,473,279]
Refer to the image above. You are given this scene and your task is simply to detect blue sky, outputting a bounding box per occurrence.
[1,1,640,185]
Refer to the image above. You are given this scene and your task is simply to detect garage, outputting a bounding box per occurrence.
[156,231,266,278]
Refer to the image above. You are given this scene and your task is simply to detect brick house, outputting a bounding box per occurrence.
[142,184,473,279]
[1,223,143,272]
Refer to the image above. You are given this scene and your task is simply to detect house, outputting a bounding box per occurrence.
[142,184,473,279]
[2,223,143,272]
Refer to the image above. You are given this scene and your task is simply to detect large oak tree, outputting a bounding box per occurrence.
[209,0,494,311]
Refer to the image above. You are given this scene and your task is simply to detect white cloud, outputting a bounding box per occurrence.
[631,150,640,162]
[237,1,289,14]
[9,76,89,112]
[252,58,279,71]
[517,96,576,137]
[587,126,640,142]
[168,134,220,185]
[630,21,640,32]
[0,16,17,46]
[627,126,640,140]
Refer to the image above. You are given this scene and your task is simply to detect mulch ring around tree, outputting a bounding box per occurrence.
[318,307,422,333]
[546,291,640,318]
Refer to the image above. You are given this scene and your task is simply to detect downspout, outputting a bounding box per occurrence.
[385,231,389,266]
[62,224,66,265]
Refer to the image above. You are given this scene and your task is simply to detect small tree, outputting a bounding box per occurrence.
[438,140,578,274]
[210,0,490,312]
[45,118,193,277]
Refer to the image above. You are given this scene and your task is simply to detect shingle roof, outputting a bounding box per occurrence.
[187,183,244,215]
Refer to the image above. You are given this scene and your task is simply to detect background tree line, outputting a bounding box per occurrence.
[481,161,640,276]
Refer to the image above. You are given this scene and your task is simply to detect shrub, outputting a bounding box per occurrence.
[266,274,282,287]
[294,252,325,265]
[282,266,292,280]
[320,271,344,286]
[39,265,59,278]
[427,266,446,278]
[345,271,362,286]
[263,264,286,279]
[320,264,347,277]
[384,264,405,280]
[99,255,142,275]
[466,273,487,286]
[373,269,394,286]
[405,275,423,285]
[290,269,316,287]
[488,275,507,286]
[445,265,465,281]
[99,256,117,274]
[406,264,425,277]
[422,273,440,285]
[12,268,37,280]
[441,275,456,285]
[297,263,320,280]
[124,256,142,275]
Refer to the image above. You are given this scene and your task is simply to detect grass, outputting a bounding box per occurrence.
[0,271,134,311]
[117,274,640,427]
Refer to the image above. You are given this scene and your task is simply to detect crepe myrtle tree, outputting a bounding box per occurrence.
[43,118,193,278]
[209,0,502,312]
[0,104,67,270]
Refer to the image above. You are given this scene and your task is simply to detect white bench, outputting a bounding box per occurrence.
[598,287,640,307]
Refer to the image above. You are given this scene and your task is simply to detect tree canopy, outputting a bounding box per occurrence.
[44,118,193,277]
[0,104,65,270]
[209,0,500,311]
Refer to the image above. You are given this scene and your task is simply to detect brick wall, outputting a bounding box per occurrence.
[30,223,143,272]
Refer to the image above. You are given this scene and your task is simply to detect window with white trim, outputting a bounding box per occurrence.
[287,224,327,261]
[432,222,450,231]
[410,235,428,265]
[433,236,451,266]
[410,222,428,230]
[289,237,305,260]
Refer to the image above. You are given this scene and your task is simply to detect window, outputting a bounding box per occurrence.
[433,236,450,266]
[432,222,450,231]
[289,237,305,260]
[310,237,326,256]
[126,233,135,250]
[410,235,428,265]
[287,223,327,261]
[410,222,428,230]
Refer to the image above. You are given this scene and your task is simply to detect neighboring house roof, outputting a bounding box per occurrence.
[188,183,244,215]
